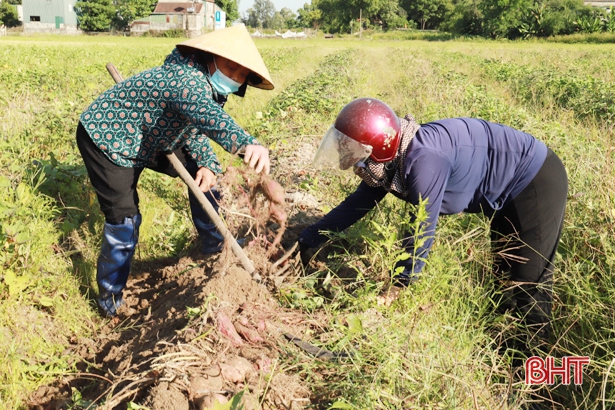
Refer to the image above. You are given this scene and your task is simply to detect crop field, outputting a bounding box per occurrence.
[1,34,615,409]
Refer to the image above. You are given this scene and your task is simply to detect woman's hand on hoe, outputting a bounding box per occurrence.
[194,167,217,192]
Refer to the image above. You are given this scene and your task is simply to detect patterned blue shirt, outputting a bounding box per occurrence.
[80,48,258,174]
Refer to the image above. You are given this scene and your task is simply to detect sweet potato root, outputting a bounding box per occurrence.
[233,320,264,344]
[216,310,243,347]
[221,167,288,259]
[220,356,255,383]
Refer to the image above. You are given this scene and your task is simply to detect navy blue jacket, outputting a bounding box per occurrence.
[299,118,547,275]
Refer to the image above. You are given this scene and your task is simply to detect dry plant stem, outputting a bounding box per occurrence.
[100,377,157,410]
[602,359,615,410]
[266,220,287,257]
[269,242,298,272]
[236,183,261,237]
[194,389,234,394]
[271,257,301,287]
[70,372,113,385]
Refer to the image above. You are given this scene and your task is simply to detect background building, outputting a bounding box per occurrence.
[22,0,80,34]
[130,0,223,37]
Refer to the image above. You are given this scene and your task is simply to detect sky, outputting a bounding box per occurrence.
[238,0,308,16]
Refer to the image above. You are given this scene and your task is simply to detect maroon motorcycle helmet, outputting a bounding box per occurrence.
[314,98,401,170]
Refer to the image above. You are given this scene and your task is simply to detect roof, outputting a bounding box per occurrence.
[152,2,203,14]
[584,0,615,5]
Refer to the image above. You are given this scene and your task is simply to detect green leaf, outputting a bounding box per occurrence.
[186,306,201,318]
[72,386,96,406]
[37,296,54,307]
[212,390,244,410]
[3,270,30,296]
[4,223,21,237]
[15,232,31,244]
[346,314,363,335]
[328,402,355,409]
[127,402,150,409]
[0,175,10,188]
[0,202,17,217]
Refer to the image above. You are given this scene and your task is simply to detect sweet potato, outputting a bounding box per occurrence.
[232,169,288,255]
[220,356,255,382]
[256,356,272,373]
[260,177,285,206]
[198,393,229,410]
[257,319,266,333]
[234,320,264,343]
[216,310,243,347]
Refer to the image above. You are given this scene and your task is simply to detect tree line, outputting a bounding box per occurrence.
[256,0,615,39]
[1,0,614,38]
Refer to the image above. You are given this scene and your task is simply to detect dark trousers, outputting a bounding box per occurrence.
[491,148,568,340]
[76,121,200,224]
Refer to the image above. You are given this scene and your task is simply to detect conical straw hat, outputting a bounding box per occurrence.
[177,24,274,90]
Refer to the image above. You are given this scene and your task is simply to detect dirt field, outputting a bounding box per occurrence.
[28,142,333,410]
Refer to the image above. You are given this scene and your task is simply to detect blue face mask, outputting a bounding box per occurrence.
[209,59,242,96]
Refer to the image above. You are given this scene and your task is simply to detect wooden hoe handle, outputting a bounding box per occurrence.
[104,63,260,281]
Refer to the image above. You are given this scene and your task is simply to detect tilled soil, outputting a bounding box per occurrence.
[28,153,330,410]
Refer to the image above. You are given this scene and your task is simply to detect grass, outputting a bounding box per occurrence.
[1,33,614,409]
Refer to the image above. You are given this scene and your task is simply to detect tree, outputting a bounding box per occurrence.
[0,2,20,27]
[216,0,239,24]
[75,0,116,31]
[279,7,299,28]
[543,0,594,35]
[243,0,276,28]
[316,0,407,33]
[478,0,534,38]
[375,0,407,29]
[270,11,284,29]
[297,1,322,29]
[400,0,451,30]
[441,0,484,36]
[113,0,157,30]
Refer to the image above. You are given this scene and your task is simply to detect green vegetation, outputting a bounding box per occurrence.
[68,0,615,40]
[1,35,615,408]
[0,2,20,28]
[242,0,615,40]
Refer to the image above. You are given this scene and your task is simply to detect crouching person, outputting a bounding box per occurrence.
[298,97,567,347]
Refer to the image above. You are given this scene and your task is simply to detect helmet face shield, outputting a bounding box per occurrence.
[314,126,373,170]
[333,98,401,163]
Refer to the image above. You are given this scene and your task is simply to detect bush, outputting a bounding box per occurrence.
[142,28,185,38]
[0,2,20,28]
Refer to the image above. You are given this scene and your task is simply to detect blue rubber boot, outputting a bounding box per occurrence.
[189,187,226,254]
[97,214,141,317]
[184,160,231,254]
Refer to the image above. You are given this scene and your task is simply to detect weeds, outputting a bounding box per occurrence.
[1,35,614,409]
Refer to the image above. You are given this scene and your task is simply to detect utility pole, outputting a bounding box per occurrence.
[359,8,362,39]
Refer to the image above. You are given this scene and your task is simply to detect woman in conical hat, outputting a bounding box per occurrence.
[176,24,274,95]
[76,24,274,317]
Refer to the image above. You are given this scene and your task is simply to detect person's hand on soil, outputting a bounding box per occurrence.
[377,285,403,307]
[194,167,217,192]
[243,144,270,175]
[298,241,317,267]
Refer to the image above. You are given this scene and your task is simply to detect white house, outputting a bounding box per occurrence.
[130,0,223,37]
